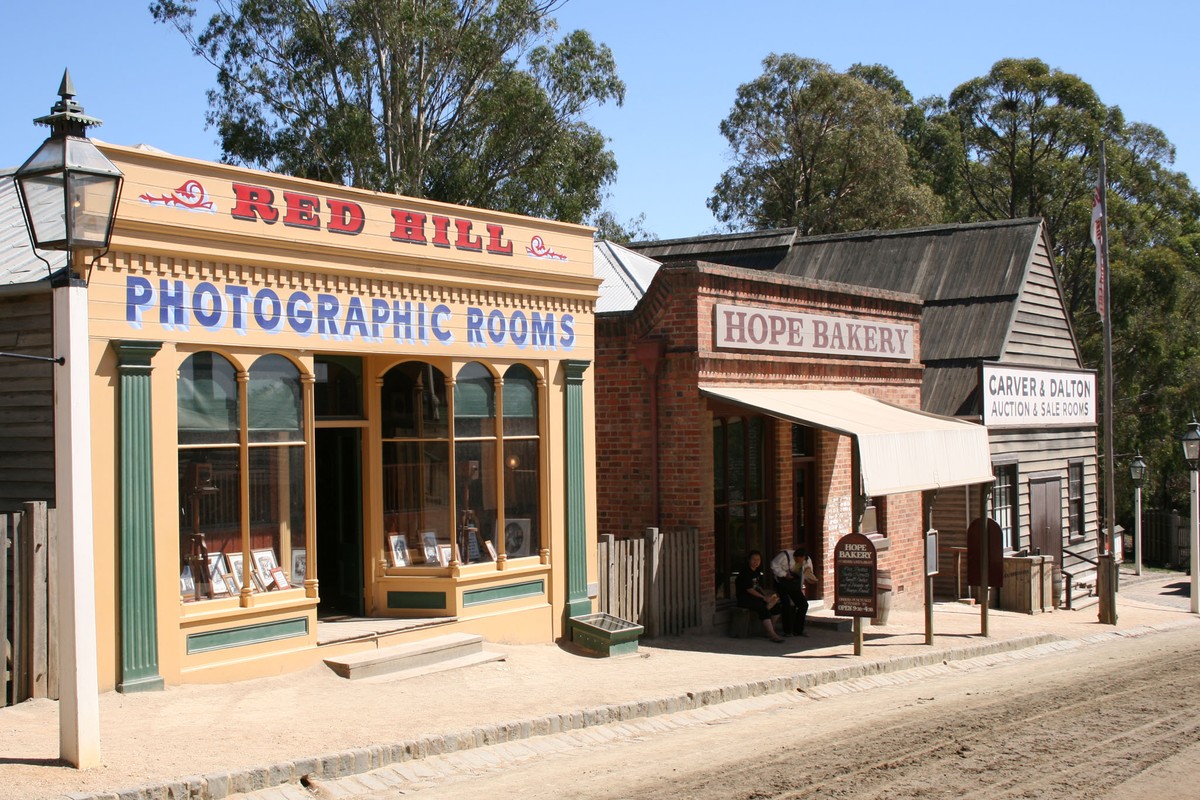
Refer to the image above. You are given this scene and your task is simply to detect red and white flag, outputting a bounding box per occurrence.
[1091,166,1107,320]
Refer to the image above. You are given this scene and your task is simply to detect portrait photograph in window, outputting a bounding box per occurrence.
[388,534,409,567]
[421,530,440,565]
[505,518,532,557]
[290,548,306,586]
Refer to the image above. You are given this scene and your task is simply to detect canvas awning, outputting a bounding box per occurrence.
[699,386,994,496]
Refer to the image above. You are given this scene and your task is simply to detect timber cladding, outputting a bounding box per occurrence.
[0,292,54,512]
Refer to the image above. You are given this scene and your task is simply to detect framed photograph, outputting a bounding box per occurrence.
[207,552,227,579]
[252,548,280,583]
[250,570,267,593]
[291,548,307,586]
[223,573,241,595]
[437,543,453,567]
[484,540,498,561]
[421,530,440,566]
[226,551,245,583]
[180,565,196,596]
[387,534,409,567]
[269,566,290,590]
[504,518,532,557]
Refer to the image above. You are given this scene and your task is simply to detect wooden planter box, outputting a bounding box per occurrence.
[1000,555,1055,614]
[568,613,644,657]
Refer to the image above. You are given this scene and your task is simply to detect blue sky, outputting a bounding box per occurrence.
[4,1,1196,240]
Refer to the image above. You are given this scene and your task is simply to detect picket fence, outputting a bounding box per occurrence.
[596,527,701,637]
[2,501,58,707]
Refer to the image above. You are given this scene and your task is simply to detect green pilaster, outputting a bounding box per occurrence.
[115,341,165,693]
[564,360,591,619]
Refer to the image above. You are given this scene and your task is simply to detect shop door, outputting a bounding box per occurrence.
[315,428,364,616]
[793,462,819,599]
[1030,477,1062,566]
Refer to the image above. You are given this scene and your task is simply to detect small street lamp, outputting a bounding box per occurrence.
[1129,454,1146,577]
[1182,419,1200,614]
[13,69,122,770]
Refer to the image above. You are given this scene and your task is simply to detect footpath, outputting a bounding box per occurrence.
[3,569,1196,800]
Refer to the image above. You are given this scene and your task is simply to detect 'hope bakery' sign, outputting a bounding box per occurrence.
[713,303,913,360]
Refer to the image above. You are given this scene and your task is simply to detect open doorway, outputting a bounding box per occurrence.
[315,427,364,616]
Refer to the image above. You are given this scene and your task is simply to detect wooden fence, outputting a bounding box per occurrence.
[597,527,701,638]
[1143,511,1189,568]
[2,501,57,707]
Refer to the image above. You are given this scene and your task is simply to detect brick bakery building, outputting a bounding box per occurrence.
[592,244,993,629]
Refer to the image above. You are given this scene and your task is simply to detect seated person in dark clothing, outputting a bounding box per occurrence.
[735,549,785,642]
[771,545,818,636]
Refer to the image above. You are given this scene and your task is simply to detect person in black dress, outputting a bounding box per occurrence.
[735,549,784,642]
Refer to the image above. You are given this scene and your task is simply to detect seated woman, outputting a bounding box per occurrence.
[735,549,785,642]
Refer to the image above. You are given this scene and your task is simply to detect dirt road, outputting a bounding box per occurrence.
[302,625,1200,799]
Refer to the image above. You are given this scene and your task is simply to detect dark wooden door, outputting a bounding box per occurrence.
[1030,477,1062,565]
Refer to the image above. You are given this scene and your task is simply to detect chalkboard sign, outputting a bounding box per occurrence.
[837,564,873,597]
[834,532,878,617]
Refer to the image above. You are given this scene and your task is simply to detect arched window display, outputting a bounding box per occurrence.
[178,352,308,601]
[382,361,451,567]
[502,364,540,558]
[454,362,497,564]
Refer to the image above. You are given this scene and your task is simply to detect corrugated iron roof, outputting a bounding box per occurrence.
[593,240,661,313]
[0,169,66,290]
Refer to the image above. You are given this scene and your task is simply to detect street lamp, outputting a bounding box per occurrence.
[13,69,122,770]
[1129,454,1146,577]
[1182,418,1200,614]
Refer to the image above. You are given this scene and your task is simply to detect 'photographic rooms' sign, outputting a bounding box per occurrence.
[713,303,913,360]
[980,363,1097,428]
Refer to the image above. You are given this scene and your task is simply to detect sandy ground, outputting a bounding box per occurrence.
[2,570,1196,800]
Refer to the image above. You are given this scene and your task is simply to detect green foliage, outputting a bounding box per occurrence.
[707,55,940,234]
[150,0,625,222]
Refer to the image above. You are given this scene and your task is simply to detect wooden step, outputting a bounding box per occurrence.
[323,632,504,680]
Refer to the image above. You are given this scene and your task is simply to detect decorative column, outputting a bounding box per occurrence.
[114,340,164,693]
[564,360,591,619]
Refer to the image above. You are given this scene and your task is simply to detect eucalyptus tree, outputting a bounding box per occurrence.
[150,0,625,222]
[708,54,940,235]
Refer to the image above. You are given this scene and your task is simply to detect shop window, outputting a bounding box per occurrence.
[314,355,363,419]
[381,361,541,569]
[178,352,307,602]
[713,415,768,601]
[1068,461,1085,540]
[992,463,1018,551]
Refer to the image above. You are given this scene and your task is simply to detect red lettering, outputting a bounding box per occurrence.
[431,215,453,248]
[454,219,483,252]
[390,210,427,244]
[282,192,320,229]
[230,183,278,224]
[326,198,365,235]
[486,223,513,256]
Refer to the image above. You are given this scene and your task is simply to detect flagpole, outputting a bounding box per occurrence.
[1098,141,1118,625]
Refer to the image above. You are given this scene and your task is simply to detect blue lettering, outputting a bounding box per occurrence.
[487,309,507,345]
[253,288,283,332]
[531,312,555,350]
[466,306,485,345]
[125,276,154,328]
[510,310,529,348]
[287,291,314,335]
[371,299,392,343]
[193,282,226,329]
[432,304,453,344]
[559,313,575,350]
[160,279,188,331]
[225,285,250,335]
[316,293,342,339]
[343,297,369,340]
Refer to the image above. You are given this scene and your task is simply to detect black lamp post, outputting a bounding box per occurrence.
[1182,419,1200,613]
[1130,453,1146,576]
[12,70,122,770]
[15,70,122,259]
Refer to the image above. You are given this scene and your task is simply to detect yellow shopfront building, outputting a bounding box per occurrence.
[75,144,598,689]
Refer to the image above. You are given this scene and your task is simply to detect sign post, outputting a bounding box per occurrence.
[925,529,938,646]
[967,517,1003,637]
[834,533,878,656]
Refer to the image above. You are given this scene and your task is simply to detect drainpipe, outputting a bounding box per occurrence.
[635,340,666,526]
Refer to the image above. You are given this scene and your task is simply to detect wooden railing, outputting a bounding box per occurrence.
[2,501,57,707]
[597,527,701,638]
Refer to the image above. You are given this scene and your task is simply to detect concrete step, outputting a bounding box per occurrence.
[323,632,504,680]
